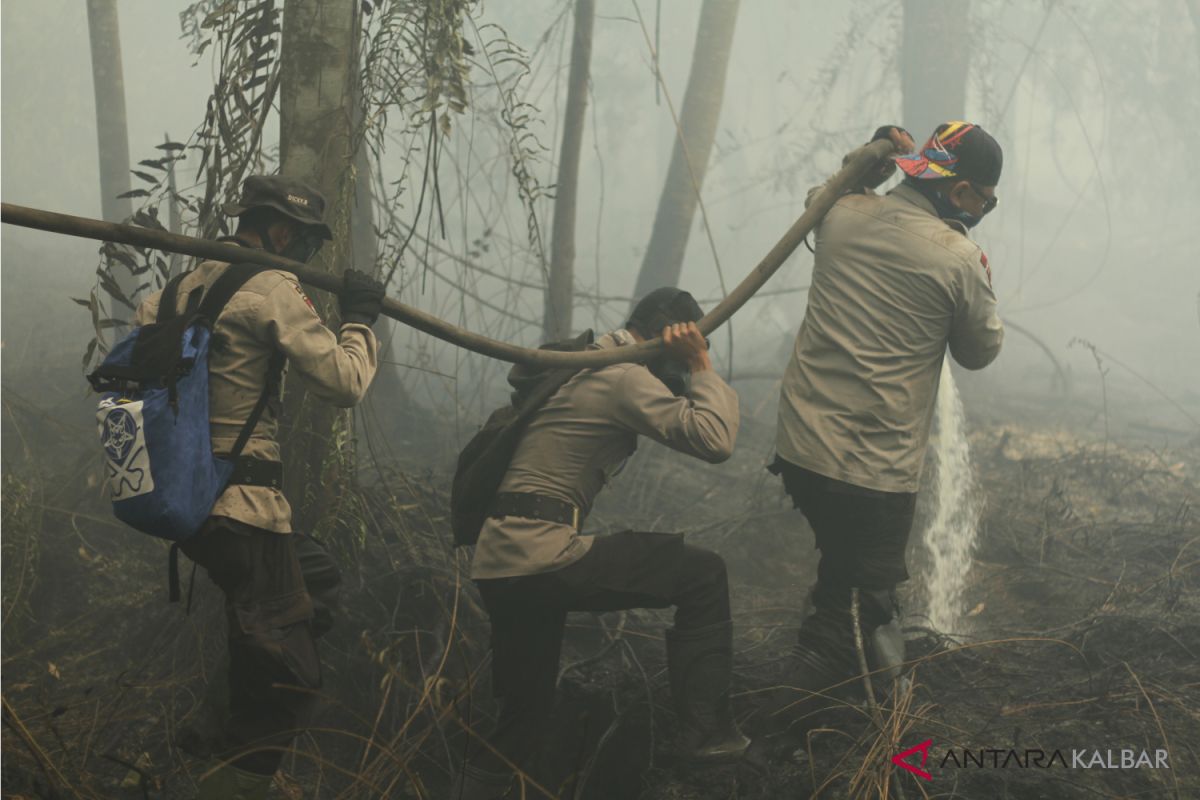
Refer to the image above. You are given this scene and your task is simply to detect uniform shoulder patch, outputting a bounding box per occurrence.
[291,281,320,317]
[979,251,992,286]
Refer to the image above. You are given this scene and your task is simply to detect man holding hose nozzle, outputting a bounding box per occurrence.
[766,123,1005,729]
[455,289,748,799]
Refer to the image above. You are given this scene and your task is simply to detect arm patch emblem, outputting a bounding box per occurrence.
[292,282,319,316]
[980,251,992,286]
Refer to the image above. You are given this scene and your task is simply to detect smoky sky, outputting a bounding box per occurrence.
[2,1,1197,429]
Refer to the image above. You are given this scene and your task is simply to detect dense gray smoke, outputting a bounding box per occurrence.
[2,2,1197,798]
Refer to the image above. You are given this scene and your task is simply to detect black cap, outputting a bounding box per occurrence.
[222,175,333,240]
[896,121,1003,187]
[627,288,704,336]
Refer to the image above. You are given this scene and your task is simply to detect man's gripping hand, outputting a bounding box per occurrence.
[662,322,711,373]
[863,125,916,188]
[339,269,386,327]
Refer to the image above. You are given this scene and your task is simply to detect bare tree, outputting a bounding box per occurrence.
[544,0,596,342]
[1186,0,1200,72]
[901,0,970,140]
[85,0,132,224]
[277,0,360,533]
[630,0,740,307]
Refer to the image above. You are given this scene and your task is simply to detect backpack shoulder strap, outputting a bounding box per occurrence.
[195,262,286,463]
[195,262,268,325]
[155,271,192,323]
[227,350,285,463]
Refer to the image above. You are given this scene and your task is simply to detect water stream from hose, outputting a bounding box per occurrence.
[922,359,982,633]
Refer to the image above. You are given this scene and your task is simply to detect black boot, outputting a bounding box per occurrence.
[757,606,860,735]
[787,589,906,712]
[665,620,751,763]
[861,588,908,698]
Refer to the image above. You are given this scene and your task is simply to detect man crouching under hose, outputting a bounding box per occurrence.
[455,289,750,799]
[765,122,1004,731]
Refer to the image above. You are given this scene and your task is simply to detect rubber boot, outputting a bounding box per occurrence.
[450,763,512,800]
[665,620,751,763]
[765,606,861,732]
[195,762,272,800]
[866,620,904,683]
[861,588,907,688]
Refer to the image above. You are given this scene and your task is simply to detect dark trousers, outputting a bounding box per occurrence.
[469,531,730,781]
[182,517,337,775]
[774,459,916,611]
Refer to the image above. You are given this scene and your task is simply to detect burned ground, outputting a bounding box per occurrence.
[2,367,1197,800]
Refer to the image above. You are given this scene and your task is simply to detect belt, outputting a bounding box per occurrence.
[489,491,581,531]
[227,457,283,489]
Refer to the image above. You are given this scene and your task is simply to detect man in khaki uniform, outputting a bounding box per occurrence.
[771,122,1004,712]
[457,290,748,799]
[135,175,383,799]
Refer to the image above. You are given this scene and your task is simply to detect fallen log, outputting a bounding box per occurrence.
[1,139,893,367]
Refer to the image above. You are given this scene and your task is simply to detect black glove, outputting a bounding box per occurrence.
[338,269,386,327]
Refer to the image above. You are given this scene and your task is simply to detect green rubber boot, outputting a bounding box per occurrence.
[195,762,273,800]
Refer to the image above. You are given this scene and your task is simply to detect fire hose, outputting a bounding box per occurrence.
[1,138,894,368]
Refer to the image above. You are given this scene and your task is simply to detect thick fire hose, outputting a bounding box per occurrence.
[1,138,894,368]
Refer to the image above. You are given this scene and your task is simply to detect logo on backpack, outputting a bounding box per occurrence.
[97,399,154,499]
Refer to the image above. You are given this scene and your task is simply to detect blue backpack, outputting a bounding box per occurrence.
[89,263,280,599]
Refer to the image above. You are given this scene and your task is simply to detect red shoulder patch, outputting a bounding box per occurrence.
[292,282,320,318]
[980,251,992,286]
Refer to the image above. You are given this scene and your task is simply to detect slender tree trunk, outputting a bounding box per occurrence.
[353,98,414,430]
[544,0,596,342]
[86,0,132,224]
[165,132,184,278]
[901,0,970,141]
[351,143,376,275]
[1185,0,1200,73]
[277,0,359,534]
[630,0,740,308]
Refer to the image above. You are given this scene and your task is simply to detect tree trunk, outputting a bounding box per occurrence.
[353,96,414,435]
[630,0,740,308]
[544,0,596,342]
[900,0,971,141]
[277,0,359,534]
[165,132,184,278]
[86,0,132,224]
[1185,0,1200,74]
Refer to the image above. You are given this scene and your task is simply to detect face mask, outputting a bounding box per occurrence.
[927,189,984,230]
[257,224,323,263]
[281,232,322,263]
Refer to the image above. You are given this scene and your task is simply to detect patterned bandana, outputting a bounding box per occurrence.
[895,121,1003,186]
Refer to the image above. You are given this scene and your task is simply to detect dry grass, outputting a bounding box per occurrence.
[2,375,1197,798]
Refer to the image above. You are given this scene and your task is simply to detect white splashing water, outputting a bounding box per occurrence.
[921,360,982,633]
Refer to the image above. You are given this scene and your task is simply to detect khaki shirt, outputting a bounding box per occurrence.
[776,182,1003,493]
[471,330,740,580]
[135,259,379,532]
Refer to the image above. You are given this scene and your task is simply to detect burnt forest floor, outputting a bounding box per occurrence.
[2,366,1198,800]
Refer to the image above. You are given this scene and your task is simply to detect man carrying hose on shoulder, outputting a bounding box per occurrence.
[135,175,386,799]
[767,122,1005,726]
